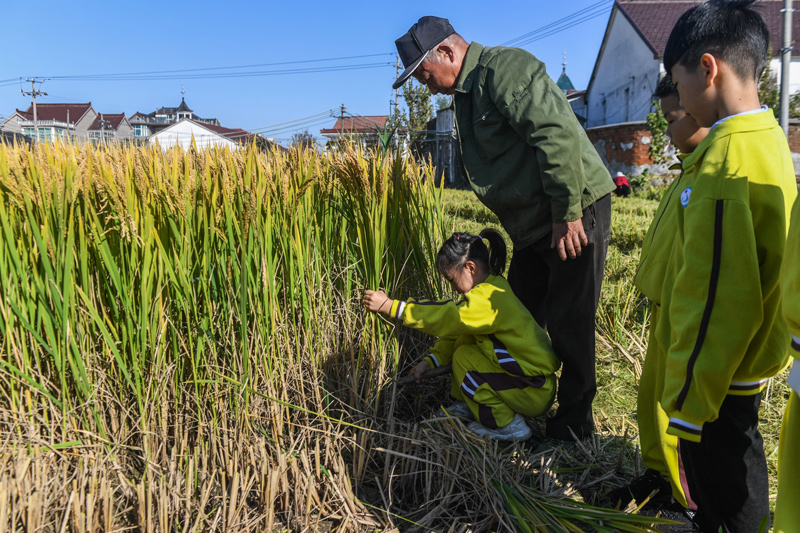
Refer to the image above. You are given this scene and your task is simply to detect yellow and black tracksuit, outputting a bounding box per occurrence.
[775,194,800,533]
[634,109,796,530]
[390,274,560,428]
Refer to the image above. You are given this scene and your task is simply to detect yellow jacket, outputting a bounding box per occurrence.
[636,110,796,442]
[783,194,800,362]
[635,156,688,301]
[389,274,560,377]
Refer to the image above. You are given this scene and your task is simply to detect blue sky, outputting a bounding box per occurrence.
[0,0,613,145]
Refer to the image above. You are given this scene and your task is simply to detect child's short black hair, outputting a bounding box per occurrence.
[663,0,769,81]
[653,74,679,99]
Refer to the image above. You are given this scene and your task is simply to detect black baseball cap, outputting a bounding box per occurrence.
[393,16,455,89]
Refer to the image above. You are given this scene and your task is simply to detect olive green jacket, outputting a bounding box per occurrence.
[454,42,614,248]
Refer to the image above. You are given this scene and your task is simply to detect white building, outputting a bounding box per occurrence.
[586,0,800,129]
[149,119,254,150]
[129,97,220,143]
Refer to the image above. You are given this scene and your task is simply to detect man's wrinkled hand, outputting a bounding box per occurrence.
[551,220,588,261]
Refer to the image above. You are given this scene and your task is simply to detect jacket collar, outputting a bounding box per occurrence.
[683,110,779,172]
[455,42,484,94]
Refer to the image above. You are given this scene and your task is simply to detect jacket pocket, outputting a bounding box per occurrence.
[472,104,515,163]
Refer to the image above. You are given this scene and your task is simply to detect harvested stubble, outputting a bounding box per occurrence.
[0,140,672,531]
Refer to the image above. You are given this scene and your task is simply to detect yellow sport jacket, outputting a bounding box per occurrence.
[782,194,800,389]
[635,110,797,442]
[389,274,560,378]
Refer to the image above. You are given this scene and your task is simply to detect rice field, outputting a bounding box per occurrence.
[0,140,788,531]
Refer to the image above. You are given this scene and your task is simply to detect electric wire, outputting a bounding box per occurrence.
[46,53,395,80]
[47,62,393,82]
[503,1,613,48]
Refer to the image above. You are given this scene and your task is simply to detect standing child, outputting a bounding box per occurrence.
[610,74,710,512]
[775,195,800,533]
[656,0,798,530]
[363,228,560,442]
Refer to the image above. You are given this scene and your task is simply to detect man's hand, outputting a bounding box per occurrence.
[551,220,588,261]
[363,289,393,314]
[408,360,432,383]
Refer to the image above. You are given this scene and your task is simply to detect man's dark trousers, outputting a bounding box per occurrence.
[507,194,611,440]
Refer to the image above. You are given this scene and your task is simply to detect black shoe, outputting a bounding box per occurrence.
[545,418,594,441]
[608,468,676,511]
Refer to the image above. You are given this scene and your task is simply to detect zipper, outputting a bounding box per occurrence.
[474,111,489,123]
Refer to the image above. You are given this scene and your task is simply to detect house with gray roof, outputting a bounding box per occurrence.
[87,113,133,143]
[0,102,97,142]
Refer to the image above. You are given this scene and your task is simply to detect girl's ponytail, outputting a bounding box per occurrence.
[479,228,507,276]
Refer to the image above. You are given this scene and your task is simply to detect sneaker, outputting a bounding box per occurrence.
[608,468,676,511]
[437,401,474,420]
[468,413,533,441]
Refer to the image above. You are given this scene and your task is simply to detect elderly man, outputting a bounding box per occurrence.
[393,16,615,441]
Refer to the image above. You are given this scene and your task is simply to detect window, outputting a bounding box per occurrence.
[23,128,54,142]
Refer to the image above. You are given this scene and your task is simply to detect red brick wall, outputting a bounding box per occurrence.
[788,122,800,153]
[585,122,654,176]
[587,121,800,179]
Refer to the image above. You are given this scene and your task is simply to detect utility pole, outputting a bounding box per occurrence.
[21,78,47,142]
[99,113,111,144]
[781,0,794,135]
[392,54,402,117]
[340,104,346,139]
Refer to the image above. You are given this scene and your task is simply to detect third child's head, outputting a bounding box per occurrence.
[654,75,710,154]
[663,0,769,127]
[436,229,506,294]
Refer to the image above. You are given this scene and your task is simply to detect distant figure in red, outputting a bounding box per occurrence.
[613,172,631,197]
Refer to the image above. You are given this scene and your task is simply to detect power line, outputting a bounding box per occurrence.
[26,54,393,82]
[44,62,392,82]
[45,53,395,80]
[502,0,613,47]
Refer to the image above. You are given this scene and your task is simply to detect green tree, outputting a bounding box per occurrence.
[436,96,451,111]
[758,45,800,118]
[759,52,780,115]
[646,101,670,166]
[387,78,433,159]
[290,130,317,150]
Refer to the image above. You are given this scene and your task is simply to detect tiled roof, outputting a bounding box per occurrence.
[320,116,390,134]
[186,119,255,145]
[618,0,800,58]
[88,113,126,131]
[17,103,94,123]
